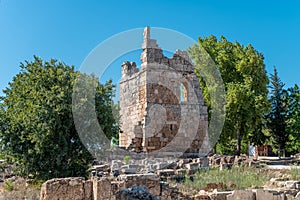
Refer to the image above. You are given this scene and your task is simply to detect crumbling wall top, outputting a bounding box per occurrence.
[173,49,194,66]
[140,26,195,73]
[121,61,139,79]
[142,26,160,49]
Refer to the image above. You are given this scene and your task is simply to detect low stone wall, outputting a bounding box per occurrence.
[40,177,93,200]
[208,154,256,168]
[40,176,300,200]
[39,174,194,200]
[91,173,162,199]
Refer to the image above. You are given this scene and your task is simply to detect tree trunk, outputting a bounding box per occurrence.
[213,142,217,154]
[237,129,241,156]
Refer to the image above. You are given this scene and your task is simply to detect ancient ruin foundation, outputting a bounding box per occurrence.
[119,26,209,156]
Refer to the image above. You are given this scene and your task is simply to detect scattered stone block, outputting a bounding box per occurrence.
[176,169,187,175]
[121,168,138,174]
[226,190,255,200]
[115,185,158,200]
[187,168,198,175]
[194,194,210,199]
[225,156,235,164]
[285,181,300,189]
[185,163,199,170]
[256,190,276,200]
[111,160,123,171]
[210,191,232,200]
[157,169,175,177]
[199,157,209,167]
[118,173,160,196]
[92,164,110,172]
[295,191,300,199]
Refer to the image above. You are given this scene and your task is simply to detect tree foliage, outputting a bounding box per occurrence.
[0,56,117,180]
[266,67,289,156]
[286,84,300,154]
[189,35,269,155]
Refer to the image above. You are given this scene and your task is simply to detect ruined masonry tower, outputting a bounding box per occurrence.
[119,27,209,156]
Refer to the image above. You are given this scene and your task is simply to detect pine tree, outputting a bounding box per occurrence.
[266,67,288,157]
[286,84,300,154]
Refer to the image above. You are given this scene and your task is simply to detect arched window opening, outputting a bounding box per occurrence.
[180,82,188,102]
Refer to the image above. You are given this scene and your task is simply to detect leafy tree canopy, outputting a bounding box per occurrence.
[0,56,117,180]
[189,35,269,155]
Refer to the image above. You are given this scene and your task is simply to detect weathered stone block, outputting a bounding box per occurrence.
[210,191,232,200]
[226,190,255,200]
[256,190,276,200]
[40,177,91,200]
[157,169,175,177]
[115,186,158,200]
[118,173,160,196]
[295,191,300,199]
[93,177,113,200]
[92,164,110,172]
[184,163,199,170]
[285,181,300,189]
[121,168,138,174]
[84,180,93,200]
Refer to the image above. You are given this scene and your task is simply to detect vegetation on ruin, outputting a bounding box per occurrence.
[291,165,300,180]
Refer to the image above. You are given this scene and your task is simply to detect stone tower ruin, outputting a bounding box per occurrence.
[119,27,209,157]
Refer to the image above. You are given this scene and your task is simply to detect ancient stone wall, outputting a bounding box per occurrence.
[39,175,190,200]
[119,26,209,156]
[119,61,146,151]
[40,177,93,200]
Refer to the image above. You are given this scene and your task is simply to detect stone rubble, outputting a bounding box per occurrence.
[115,186,158,200]
[39,176,300,199]
[39,155,300,200]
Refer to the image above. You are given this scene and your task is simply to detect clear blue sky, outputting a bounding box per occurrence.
[0,0,299,96]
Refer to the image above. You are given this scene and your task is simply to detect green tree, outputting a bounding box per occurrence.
[286,84,300,154]
[72,72,118,160]
[0,56,117,180]
[266,67,288,157]
[189,35,269,155]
